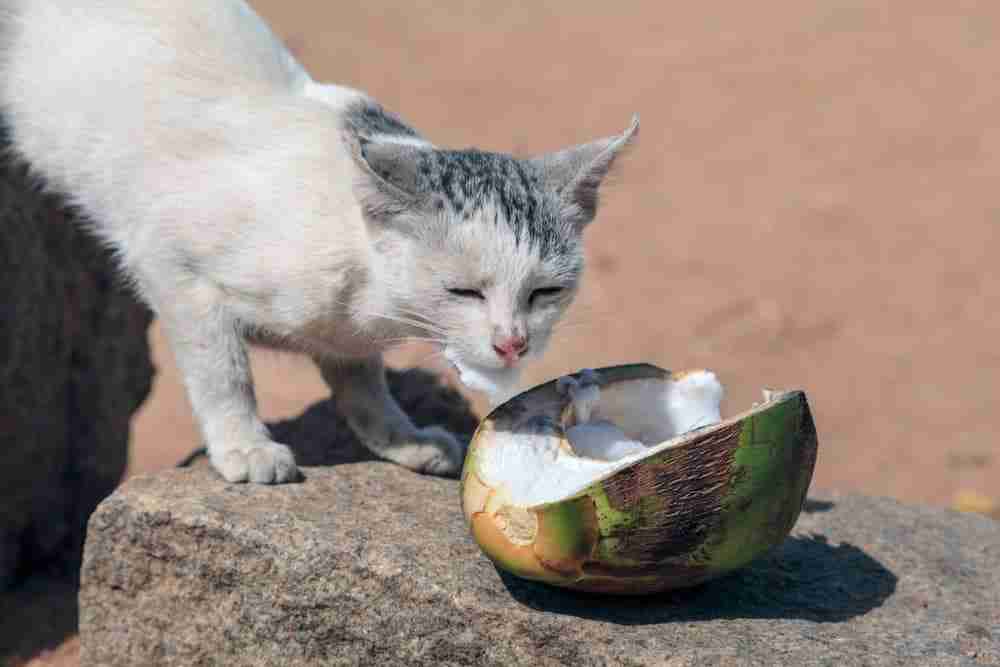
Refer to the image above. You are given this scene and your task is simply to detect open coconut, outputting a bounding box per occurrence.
[460,364,818,594]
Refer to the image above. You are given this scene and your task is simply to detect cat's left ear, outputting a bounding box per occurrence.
[348,135,434,225]
[530,115,639,230]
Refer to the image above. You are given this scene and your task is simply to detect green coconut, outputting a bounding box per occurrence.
[460,364,818,594]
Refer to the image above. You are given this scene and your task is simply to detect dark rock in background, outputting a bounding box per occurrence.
[0,131,155,590]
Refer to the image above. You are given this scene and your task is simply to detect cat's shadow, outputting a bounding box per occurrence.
[178,367,480,470]
[497,532,897,624]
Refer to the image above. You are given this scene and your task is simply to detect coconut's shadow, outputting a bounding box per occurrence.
[498,532,897,624]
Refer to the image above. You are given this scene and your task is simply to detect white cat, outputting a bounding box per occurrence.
[0,0,637,483]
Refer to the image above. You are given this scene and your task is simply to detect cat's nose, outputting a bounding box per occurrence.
[492,334,528,365]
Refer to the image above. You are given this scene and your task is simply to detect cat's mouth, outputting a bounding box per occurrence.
[443,347,523,407]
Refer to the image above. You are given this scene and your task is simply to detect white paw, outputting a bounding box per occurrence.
[395,426,466,478]
[211,440,299,484]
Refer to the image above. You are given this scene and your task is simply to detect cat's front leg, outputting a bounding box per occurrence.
[158,296,299,484]
[318,356,464,477]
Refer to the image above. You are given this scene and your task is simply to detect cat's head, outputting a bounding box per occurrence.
[348,110,638,381]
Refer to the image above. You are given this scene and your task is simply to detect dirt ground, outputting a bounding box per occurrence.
[7,0,999,664]
[127,0,1000,507]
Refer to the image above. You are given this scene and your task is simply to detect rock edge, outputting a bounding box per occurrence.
[80,463,998,666]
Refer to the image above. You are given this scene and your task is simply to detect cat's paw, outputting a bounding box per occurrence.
[211,440,299,484]
[393,426,466,478]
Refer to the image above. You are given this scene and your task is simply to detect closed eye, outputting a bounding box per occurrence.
[530,287,564,304]
[447,288,485,300]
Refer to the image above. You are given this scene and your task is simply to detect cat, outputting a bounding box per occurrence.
[0,0,637,484]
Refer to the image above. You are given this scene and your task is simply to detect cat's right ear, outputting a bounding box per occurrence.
[530,115,639,231]
[348,136,434,224]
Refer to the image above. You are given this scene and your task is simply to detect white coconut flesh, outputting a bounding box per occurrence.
[476,369,729,508]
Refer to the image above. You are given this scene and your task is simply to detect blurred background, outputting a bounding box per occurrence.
[8,1,1000,665]
[130,0,998,509]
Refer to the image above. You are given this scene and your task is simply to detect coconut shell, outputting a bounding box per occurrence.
[461,364,818,594]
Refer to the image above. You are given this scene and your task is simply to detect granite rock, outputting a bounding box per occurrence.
[80,458,999,665]
[0,129,154,589]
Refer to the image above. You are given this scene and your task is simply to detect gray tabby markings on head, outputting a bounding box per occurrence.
[344,100,638,259]
[343,98,421,140]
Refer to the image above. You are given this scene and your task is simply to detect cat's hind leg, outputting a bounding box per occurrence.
[156,286,299,484]
[318,356,464,477]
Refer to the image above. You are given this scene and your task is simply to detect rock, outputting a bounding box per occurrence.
[0,127,155,589]
[80,462,999,665]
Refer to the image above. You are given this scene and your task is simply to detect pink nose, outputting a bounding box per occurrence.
[492,335,528,364]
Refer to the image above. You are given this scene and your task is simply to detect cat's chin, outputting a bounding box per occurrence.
[443,348,523,407]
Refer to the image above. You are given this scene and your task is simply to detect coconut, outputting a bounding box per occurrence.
[460,364,818,594]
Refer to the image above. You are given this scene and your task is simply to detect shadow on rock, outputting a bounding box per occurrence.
[178,367,480,469]
[802,499,836,513]
[499,534,896,624]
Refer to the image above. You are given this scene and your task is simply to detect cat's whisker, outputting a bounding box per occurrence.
[550,320,602,337]
[552,319,600,332]
[559,307,614,325]
[392,304,436,317]
[392,307,451,332]
[392,308,450,330]
[380,336,446,346]
[381,333,445,342]
[546,326,602,346]
[368,312,448,336]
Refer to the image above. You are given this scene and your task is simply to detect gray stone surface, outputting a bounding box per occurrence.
[0,128,154,589]
[80,453,999,665]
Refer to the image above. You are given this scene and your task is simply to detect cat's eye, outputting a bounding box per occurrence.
[448,288,485,300]
[530,287,564,304]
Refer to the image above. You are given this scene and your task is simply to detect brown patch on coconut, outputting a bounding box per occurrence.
[603,420,743,562]
[470,513,548,580]
[495,505,538,546]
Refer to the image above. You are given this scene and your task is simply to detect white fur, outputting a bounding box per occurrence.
[444,348,522,408]
[0,0,628,484]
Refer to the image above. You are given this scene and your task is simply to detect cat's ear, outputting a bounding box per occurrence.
[349,135,433,224]
[530,115,639,230]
